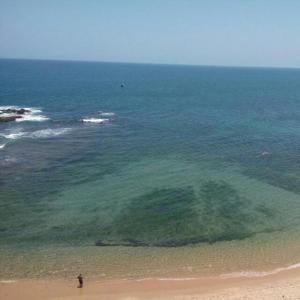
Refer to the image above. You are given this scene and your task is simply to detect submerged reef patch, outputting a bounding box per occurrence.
[95,181,276,247]
[244,167,300,195]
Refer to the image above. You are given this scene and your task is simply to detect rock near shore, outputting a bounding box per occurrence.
[0,108,32,123]
[0,108,30,114]
[0,115,23,122]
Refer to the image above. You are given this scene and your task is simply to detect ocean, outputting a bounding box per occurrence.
[1,59,300,280]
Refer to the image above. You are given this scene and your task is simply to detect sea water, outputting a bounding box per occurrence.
[1,59,300,279]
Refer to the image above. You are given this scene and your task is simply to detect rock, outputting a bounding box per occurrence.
[0,115,22,122]
[0,107,31,122]
[16,108,29,114]
[0,108,31,115]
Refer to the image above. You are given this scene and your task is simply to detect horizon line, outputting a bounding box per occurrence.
[0,56,300,71]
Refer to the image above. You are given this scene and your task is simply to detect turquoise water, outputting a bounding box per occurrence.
[1,59,300,278]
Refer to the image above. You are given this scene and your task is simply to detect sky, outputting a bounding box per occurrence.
[1,0,300,68]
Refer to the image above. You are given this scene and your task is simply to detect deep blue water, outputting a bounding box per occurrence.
[1,59,300,249]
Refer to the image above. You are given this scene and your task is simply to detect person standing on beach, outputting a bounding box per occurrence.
[77,274,83,288]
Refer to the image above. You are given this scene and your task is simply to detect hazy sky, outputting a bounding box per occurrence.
[1,0,300,67]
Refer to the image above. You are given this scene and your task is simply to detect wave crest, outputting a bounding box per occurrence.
[15,114,49,122]
[82,118,109,124]
[99,112,115,117]
[220,262,300,279]
[29,128,72,138]
[0,128,71,140]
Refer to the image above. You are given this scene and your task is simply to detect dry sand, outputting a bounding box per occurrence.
[1,268,300,300]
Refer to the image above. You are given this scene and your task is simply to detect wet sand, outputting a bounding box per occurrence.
[1,268,300,300]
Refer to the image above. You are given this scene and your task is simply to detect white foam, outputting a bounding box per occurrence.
[0,143,7,149]
[0,113,16,117]
[220,262,300,279]
[0,106,49,122]
[99,112,115,117]
[0,131,26,140]
[157,277,198,281]
[24,107,42,114]
[0,280,17,283]
[0,105,21,110]
[133,263,300,283]
[132,277,198,282]
[15,114,49,122]
[82,118,109,124]
[0,105,36,109]
[0,128,71,140]
[0,105,41,113]
[28,128,71,138]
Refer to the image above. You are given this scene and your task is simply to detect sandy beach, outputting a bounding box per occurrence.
[1,268,300,300]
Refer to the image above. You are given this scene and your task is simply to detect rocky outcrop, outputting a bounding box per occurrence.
[0,115,22,122]
[0,108,31,114]
[0,108,32,123]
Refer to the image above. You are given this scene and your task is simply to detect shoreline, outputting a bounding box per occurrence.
[2,267,300,299]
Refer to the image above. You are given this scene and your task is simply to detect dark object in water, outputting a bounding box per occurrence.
[0,107,32,122]
[0,108,31,114]
[77,274,83,288]
[94,181,277,247]
[95,239,148,247]
[0,115,22,122]
[120,83,125,88]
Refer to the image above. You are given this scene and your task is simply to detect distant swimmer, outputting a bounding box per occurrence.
[120,83,125,88]
[77,274,83,288]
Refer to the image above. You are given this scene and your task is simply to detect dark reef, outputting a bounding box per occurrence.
[95,181,276,247]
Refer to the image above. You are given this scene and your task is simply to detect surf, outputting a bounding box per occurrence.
[0,128,72,140]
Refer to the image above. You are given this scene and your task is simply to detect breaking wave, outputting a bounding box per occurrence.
[0,131,25,140]
[82,111,115,124]
[29,128,72,138]
[0,106,49,122]
[220,262,300,279]
[132,262,300,283]
[82,118,109,124]
[99,111,115,117]
[15,114,49,122]
[0,128,72,140]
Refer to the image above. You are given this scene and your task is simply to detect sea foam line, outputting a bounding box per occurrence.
[99,112,115,117]
[0,280,17,284]
[133,277,199,282]
[0,128,72,140]
[82,118,109,124]
[15,114,49,122]
[28,128,72,138]
[0,105,41,113]
[220,262,300,279]
[130,262,300,282]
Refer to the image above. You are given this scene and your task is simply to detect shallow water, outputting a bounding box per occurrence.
[1,59,300,279]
